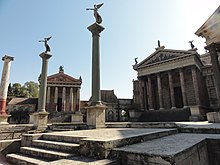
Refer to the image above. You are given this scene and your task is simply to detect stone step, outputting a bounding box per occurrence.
[6,153,49,165]
[112,133,216,165]
[32,139,80,153]
[20,146,75,160]
[42,133,83,143]
[50,156,120,165]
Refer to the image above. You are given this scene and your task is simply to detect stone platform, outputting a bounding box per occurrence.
[5,122,220,165]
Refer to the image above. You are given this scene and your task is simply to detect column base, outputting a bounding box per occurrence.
[0,114,10,124]
[32,112,49,129]
[159,108,165,110]
[71,113,83,123]
[85,104,107,128]
[171,107,176,110]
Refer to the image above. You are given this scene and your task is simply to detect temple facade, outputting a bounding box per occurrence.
[133,46,219,120]
[46,67,82,112]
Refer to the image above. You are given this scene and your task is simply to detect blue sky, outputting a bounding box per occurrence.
[0,1,219,100]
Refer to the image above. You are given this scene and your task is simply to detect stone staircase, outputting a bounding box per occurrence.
[6,128,178,165]
[6,132,118,165]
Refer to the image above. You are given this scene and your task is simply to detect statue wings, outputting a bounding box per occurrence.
[96,3,103,9]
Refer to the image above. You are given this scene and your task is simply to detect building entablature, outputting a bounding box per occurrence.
[135,49,203,77]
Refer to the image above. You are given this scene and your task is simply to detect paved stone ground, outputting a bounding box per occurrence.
[113,133,220,156]
[45,128,175,141]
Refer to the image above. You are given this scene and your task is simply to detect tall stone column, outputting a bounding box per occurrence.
[147,76,154,110]
[69,88,73,111]
[62,87,66,111]
[157,73,164,110]
[192,67,201,105]
[85,22,107,128]
[0,55,14,124]
[46,86,51,110]
[33,52,51,128]
[88,23,104,105]
[54,87,58,111]
[168,71,176,109]
[76,88,80,112]
[206,43,220,106]
[179,68,188,107]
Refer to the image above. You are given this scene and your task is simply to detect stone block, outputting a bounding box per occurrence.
[32,112,49,128]
[86,104,107,128]
[71,113,83,123]
[0,114,10,124]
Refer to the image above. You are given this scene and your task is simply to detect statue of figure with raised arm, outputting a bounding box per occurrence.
[188,40,195,49]
[86,3,104,24]
[39,36,52,53]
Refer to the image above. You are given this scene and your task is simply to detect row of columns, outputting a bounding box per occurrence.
[46,86,80,112]
[141,67,200,110]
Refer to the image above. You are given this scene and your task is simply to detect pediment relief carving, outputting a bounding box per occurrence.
[138,50,193,68]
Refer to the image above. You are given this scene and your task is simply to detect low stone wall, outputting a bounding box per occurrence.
[0,139,21,155]
[138,108,191,122]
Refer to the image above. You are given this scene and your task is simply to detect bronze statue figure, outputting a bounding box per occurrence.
[135,57,138,64]
[189,40,195,49]
[59,65,64,72]
[39,36,52,53]
[158,40,161,47]
[86,3,104,24]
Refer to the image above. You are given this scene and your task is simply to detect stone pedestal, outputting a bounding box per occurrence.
[33,112,49,128]
[0,114,10,124]
[86,104,106,128]
[71,113,83,123]
[207,112,220,123]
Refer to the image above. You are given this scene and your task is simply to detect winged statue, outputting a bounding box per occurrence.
[39,36,52,53]
[86,3,104,24]
[188,40,195,49]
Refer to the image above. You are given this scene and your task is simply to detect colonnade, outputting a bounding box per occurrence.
[46,86,80,112]
[140,66,200,110]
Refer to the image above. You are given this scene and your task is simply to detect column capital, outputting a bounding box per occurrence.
[2,55,14,62]
[87,23,105,35]
[39,52,52,60]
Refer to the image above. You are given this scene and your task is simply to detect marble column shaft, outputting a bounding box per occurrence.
[69,88,73,111]
[46,86,51,104]
[38,53,52,112]
[88,23,104,104]
[168,71,176,109]
[157,73,164,110]
[62,87,66,111]
[206,43,220,103]
[0,55,14,115]
[147,76,154,110]
[179,68,188,107]
[192,67,200,105]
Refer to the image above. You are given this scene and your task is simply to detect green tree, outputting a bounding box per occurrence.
[23,81,39,97]
[8,81,39,98]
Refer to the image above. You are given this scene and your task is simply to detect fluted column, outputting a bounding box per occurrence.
[0,55,14,116]
[69,88,73,111]
[179,68,188,107]
[54,87,58,111]
[76,88,81,113]
[192,67,200,105]
[46,87,51,104]
[62,87,66,111]
[168,71,176,109]
[37,53,52,112]
[205,43,220,104]
[147,76,154,110]
[157,73,164,110]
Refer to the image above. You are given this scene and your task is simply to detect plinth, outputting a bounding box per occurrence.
[33,112,49,128]
[71,112,83,123]
[0,114,10,124]
[86,104,107,128]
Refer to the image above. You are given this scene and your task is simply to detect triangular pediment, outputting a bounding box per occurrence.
[47,72,81,84]
[137,49,195,68]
